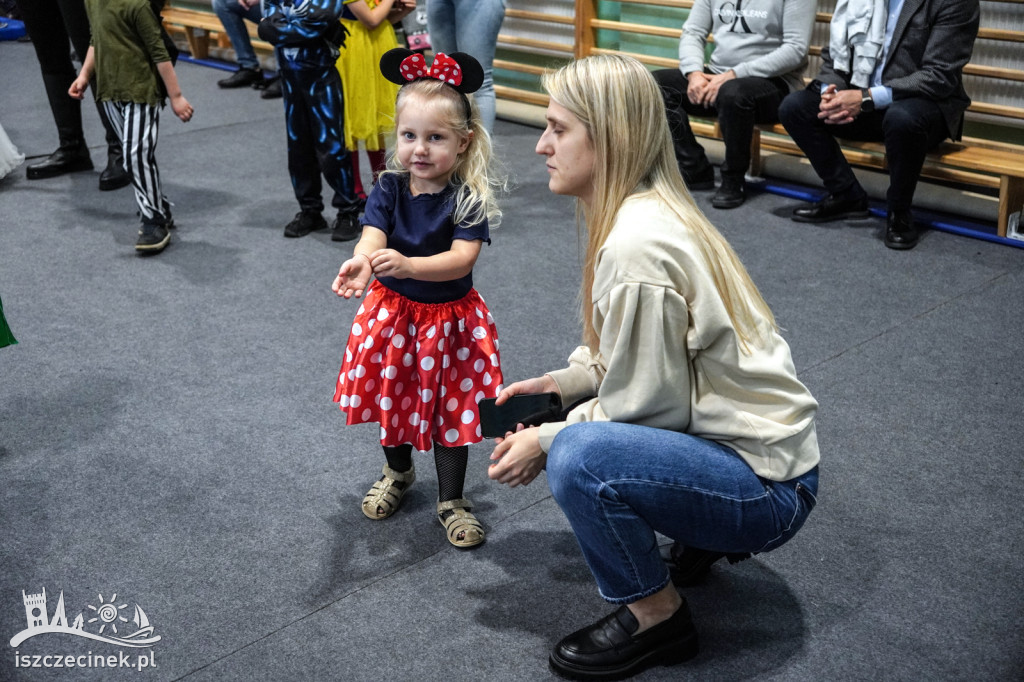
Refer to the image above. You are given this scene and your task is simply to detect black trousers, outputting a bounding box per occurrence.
[778,87,949,212]
[280,65,358,216]
[653,68,789,181]
[14,0,119,153]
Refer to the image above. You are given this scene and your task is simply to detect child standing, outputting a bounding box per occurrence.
[335,0,415,204]
[332,49,503,549]
[258,0,362,242]
[69,0,193,254]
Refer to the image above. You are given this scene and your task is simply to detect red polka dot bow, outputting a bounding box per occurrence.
[400,52,462,87]
[380,48,484,94]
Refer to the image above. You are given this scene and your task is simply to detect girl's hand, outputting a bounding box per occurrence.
[171,94,194,122]
[494,376,560,406]
[332,254,373,298]
[488,427,546,488]
[369,248,413,279]
[68,76,89,100]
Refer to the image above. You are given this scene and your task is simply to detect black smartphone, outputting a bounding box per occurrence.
[478,393,562,438]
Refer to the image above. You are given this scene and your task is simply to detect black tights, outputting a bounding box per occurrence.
[382,443,468,502]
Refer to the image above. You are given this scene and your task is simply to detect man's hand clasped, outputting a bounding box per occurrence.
[818,84,863,125]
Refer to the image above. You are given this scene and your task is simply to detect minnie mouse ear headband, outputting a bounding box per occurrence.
[380,48,485,94]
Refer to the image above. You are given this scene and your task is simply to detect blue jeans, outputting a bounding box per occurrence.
[212,0,262,70]
[425,0,505,133]
[547,422,818,604]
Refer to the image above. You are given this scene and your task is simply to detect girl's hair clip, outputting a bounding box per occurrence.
[379,48,484,94]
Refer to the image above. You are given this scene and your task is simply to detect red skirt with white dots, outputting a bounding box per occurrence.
[334,280,503,452]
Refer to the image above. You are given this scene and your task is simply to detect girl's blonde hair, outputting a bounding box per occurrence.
[542,54,777,352]
[386,79,504,227]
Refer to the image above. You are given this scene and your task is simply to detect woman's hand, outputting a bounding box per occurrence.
[370,248,414,279]
[494,375,559,406]
[332,254,373,298]
[488,426,546,488]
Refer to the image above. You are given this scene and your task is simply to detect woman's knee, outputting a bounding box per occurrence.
[546,423,609,501]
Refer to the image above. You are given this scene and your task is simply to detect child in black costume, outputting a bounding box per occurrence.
[258,0,362,242]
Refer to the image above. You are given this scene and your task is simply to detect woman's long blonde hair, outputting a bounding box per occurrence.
[386,79,504,227]
[542,54,777,351]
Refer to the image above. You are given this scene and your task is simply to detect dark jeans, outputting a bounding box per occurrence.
[654,68,789,181]
[778,87,949,212]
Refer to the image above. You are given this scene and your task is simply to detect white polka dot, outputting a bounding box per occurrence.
[381,326,395,338]
[445,429,459,443]
[436,415,444,426]
[381,397,393,410]
[362,408,372,420]
[377,308,390,321]
[486,312,494,324]
[365,379,376,392]
[420,388,433,402]
[403,353,414,367]
[384,365,398,380]
[357,305,365,315]
[420,421,430,433]
[395,382,404,395]
[496,383,504,394]
[482,374,492,386]
[461,409,474,424]
[352,323,363,336]
[449,368,458,381]
[351,395,362,408]
[355,365,367,378]
[476,308,484,318]
[392,335,405,349]
[347,370,356,381]
[409,413,421,426]
[391,414,399,427]
[444,322,451,335]
[442,355,451,368]
[446,397,458,412]
[426,325,436,339]
[475,391,485,403]
[472,326,487,340]
[460,378,473,392]
[375,395,381,405]
[367,319,375,329]
[370,353,382,364]
[402,397,411,410]
[398,428,405,441]
[416,341,421,352]
[408,323,416,336]
[421,356,435,371]
[438,339,445,352]
[365,336,375,348]
[440,385,447,397]
[473,359,485,373]
[380,427,387,440]
[339,395,350,407]
[495,339,500,350]
[345,349,352,362]
[457,348,470,361]
[475,424,482,437]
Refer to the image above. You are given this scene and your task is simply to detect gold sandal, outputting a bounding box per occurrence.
[362,464,415,520]
[437,498,485,549]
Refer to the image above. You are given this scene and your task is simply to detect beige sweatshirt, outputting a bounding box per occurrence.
[537,193,820,482]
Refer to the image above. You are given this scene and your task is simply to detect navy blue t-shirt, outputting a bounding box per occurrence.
[361,173,490,304]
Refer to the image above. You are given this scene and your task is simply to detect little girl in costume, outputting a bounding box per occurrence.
[332,48,504,549]
[335,0,415,201]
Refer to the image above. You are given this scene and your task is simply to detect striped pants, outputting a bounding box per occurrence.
[101,101,168,223]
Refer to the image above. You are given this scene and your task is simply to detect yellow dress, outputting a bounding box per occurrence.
[337,0,401,152]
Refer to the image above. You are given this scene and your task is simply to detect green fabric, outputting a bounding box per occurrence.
[0,295,16,348]
[85,0,171,106]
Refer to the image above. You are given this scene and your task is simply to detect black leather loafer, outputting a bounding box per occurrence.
[883,210,921,250]
[662,542,751,587]
[711,178,745,209]
[683,167,715,192]
[26,145,94,180]
[792,194,870,223]
[549,601,699,680]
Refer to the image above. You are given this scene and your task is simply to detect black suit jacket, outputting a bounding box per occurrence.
[816,0,980,140]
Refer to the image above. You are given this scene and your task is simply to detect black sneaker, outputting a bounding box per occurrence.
[136,220,170,253]
[331,213,360,242]
[283,211,327,238]
[218,67,263,89]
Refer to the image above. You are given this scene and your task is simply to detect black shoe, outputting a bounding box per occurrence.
[136,219,170,253]
[792,193,870,223]
[98,153,130,191]
[284,211,327,238]
[883,210,921,250]
[711,176,745,209]
[26,145,94,180]
[331,212,360,242]
[549,602,699,680]
[662,542,751,587]
[259,77,282,100]
[218,67,263,89]
[683,167,715,192]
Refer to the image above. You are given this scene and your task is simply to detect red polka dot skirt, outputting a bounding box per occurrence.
[334,280,503,452]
